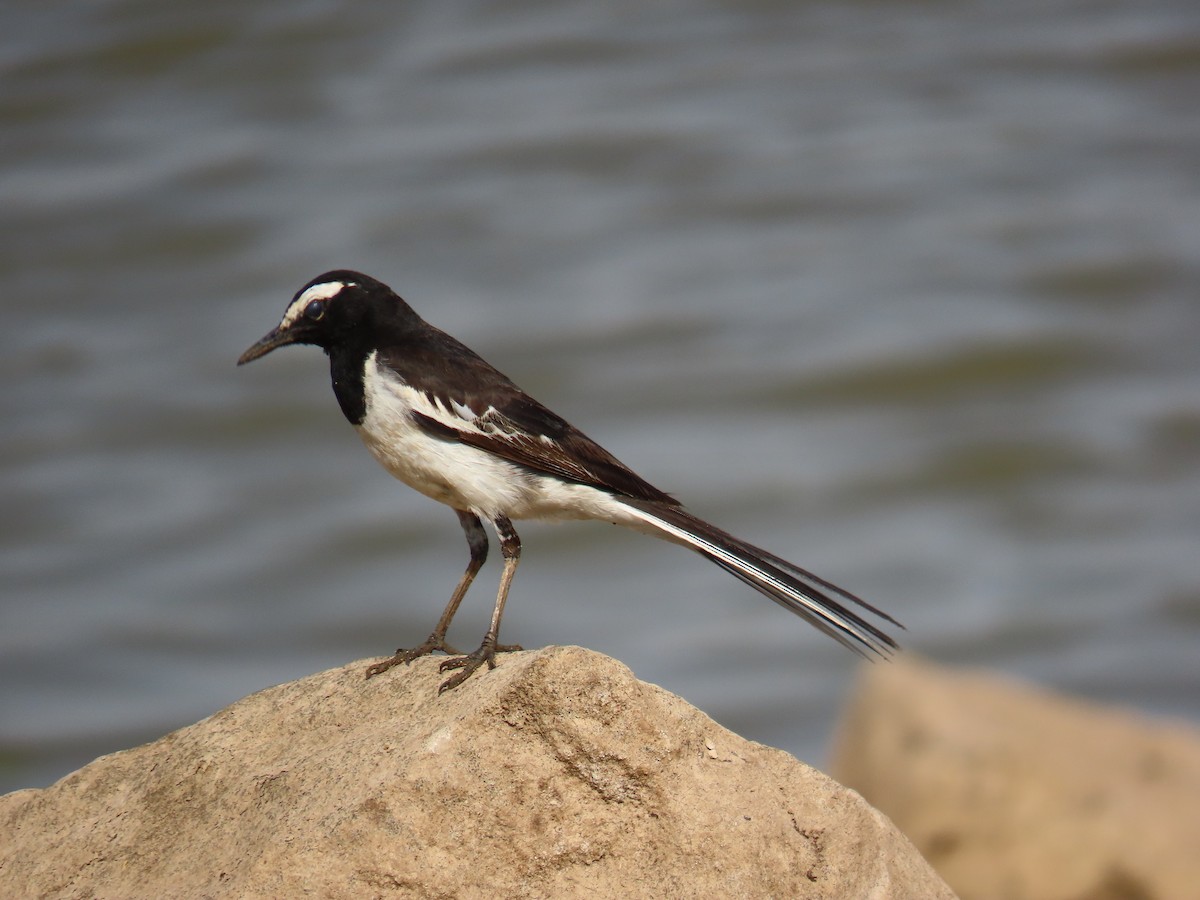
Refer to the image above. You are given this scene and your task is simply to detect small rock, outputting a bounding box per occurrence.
[830,656,1200,900]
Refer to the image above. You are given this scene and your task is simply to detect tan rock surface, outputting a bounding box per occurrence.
[830,656,1200,900]
[1,646,954,899]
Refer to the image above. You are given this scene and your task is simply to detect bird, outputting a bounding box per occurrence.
[238,270,901,692]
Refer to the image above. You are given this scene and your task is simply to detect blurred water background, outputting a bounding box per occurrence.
[2,0,1198,794]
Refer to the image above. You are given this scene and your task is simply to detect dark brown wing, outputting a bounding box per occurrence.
[378,331,679,506]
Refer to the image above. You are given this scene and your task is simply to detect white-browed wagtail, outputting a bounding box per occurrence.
[239,271,900,691]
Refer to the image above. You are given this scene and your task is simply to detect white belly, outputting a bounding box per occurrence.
[355,354,638,525]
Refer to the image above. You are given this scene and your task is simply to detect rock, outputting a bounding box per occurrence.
[829,656,1200,900]
[1,646,955,899]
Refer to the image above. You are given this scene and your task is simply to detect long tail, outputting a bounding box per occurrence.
[618,498,902,657]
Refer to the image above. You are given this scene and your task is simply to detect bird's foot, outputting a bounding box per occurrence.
[437,640,523,693]
[364,634,462,679]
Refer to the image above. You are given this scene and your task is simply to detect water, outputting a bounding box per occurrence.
[2,0,1198,794]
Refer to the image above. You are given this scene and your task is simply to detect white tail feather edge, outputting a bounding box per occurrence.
[616,501,895,657]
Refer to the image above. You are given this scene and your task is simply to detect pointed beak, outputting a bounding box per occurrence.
[237,326,303,366]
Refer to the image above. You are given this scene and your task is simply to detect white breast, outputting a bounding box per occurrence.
[354,353,637,526]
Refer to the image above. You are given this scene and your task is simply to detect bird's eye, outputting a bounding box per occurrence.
[304,300,325,321]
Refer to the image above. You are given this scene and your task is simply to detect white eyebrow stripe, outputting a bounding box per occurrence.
[279,280,356,329]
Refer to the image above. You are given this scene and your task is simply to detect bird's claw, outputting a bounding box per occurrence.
[437,641,523,693]
[364,634,462,679]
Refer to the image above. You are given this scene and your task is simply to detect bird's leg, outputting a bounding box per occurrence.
[438,515,524,692]
[365,510,488,679]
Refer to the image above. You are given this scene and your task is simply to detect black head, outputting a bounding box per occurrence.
[237,270,417,365]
